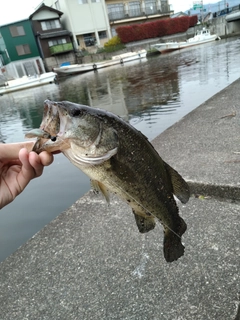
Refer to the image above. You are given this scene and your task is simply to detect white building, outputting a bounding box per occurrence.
[42,0,112,51]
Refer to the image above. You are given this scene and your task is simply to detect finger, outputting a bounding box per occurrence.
[39,151,54,166]
[0,142,35,161]
[28,152,45,177]
[17,148,37,190]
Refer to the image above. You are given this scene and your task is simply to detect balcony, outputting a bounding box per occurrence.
[50,43,73,55]
[108,4,171,22]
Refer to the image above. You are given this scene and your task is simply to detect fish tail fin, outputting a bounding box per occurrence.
[133,210,156,233]
[163,217,187,262]
[163,232,185,263]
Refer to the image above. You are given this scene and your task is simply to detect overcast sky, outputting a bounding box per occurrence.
[0,0,42,25]
[0,0,220,25]
[170,0,221,13]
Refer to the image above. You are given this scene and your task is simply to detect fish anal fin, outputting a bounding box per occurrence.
[91,180,110,204]
[133,210,156,233]
[163,161,190,204]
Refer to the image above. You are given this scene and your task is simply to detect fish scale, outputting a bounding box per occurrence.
[26,99,190,262]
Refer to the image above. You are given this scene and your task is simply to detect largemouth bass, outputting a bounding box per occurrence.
[26,100,190,262]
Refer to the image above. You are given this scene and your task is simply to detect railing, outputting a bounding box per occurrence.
[108,4,170,22]
[50,43,73,54]
[212,4,240,17]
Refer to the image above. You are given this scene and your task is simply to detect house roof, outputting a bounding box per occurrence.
[0,18,29,27]
[29,3,63,19]
[37,30,72,39]
[171,12,188,18]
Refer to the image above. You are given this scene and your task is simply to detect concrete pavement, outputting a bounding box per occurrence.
[0,79,239,319]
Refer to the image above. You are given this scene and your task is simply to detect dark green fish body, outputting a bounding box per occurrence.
[27,100,190,262]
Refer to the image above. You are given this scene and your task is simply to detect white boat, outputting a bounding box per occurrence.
[151,28,220,53]
[0,72,57,95]
[53,50,147,76]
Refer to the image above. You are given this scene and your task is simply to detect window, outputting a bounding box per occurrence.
[9,25,25,37]
[0,55,3,67]
[23,61,37,76]
[107,4,124,20]
[161,0,168,12]
[48,38,67,47]
[98,31,107,39]
[91,0,100,2]
[16,64,25,77]
[41,20,61,31]
[83,34,96,46]
[111,28,117,37]
[78,0,88,4]
[16,44,31,56]
[129,1,141,17]
[55,0,61,10]
[145,0,157,14]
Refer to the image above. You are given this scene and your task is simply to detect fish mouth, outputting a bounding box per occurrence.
[26,100,99,154]
[41,100,78,138]
[26,100,119,161]
[25,100,68,153]
[41,100,60,136]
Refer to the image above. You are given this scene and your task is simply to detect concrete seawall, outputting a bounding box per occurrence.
[0,79,240,319]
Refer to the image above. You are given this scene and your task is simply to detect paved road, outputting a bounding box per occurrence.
[0,79,239,319]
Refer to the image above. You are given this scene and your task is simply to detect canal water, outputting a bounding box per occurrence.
[0,36,240,262]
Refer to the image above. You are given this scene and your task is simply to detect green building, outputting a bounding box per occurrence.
[0,19,46,79]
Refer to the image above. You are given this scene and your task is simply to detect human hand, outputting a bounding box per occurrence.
[0,142,53,209]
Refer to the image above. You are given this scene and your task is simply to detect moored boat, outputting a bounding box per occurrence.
[53,49,147,76]
[0,72,57,95]
[151,28,220,53]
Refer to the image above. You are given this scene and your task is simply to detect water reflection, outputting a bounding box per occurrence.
[0,85,60,143]
[53,57,182,135]
[59,71,129,119]
[1,36,240,261]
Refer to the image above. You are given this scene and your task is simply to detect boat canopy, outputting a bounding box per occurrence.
[196,28,210,36]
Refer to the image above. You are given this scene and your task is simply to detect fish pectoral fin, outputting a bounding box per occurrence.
[163,161,190,204]
[91,180,110,204]
[132,210,156,233]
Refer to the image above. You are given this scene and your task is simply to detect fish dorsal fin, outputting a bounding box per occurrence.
[91,179,110,204]
[163,161,190,204]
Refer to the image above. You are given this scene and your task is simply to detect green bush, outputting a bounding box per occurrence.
[97,43,125,53]
[96,36,125,53]
[104,36,122,47]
